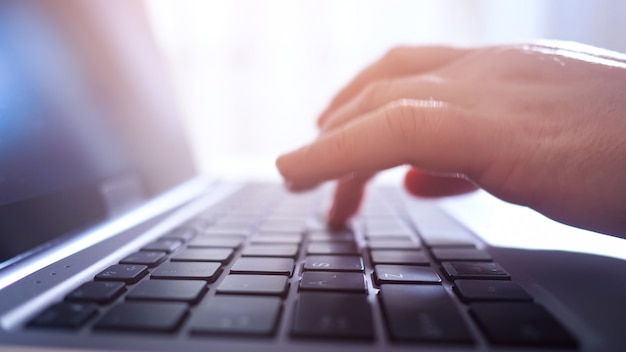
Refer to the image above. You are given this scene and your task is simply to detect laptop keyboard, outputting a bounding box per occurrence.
[27,183,578,349]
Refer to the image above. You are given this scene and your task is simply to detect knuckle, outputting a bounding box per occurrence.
[383,100,423,151]
[384,102,424,161]
[382,100,457,165]
[360,80,393,106]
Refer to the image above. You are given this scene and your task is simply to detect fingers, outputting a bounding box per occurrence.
[324,165,478,230]
[277,100,490,185]
[326,174,374,228]
[321,75,469,133]
[404,167,478,197]
[317,46,469,127]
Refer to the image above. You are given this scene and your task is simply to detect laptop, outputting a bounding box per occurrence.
[1,1,625,351]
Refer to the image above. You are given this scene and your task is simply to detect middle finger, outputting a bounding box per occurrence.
[321,75,471,132]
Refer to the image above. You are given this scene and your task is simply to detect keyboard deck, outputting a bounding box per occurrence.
[26,183,578,350]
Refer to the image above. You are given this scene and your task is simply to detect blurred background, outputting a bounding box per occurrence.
[143,0,626,181]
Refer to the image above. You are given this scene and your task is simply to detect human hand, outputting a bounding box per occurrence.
[276,41,626,237]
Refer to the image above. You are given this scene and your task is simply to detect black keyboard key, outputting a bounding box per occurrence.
[141,239,182,253]
[308,219,351,231]
[307,242,358,255]
[214,218,258,228]
[409,206,477,247]
[368,238,421,250]
[185,217,214,231]
[379,284,473,344]
[251,235,302,244]
[203,228,251,236]
[264,213,307,221]
[29,303,98,329]
[258,224,305,234]
[365,228,414,238]
[291,292,373,339]
[432,248,492,262]
[65,281,125,304]
[375,265,441,284]
[188,237,243,248]
[211,218,250,230]
[307,229,354,242]
[217,275,288,296]
[419,231,476,248]
[94,264,148,284]
[151,262,221,282]
[171,248,233,263]
[269,209,309,218]
[208,223,253,232]
[127,280,208,303]
[120,251,166,267]
[262,218,305,228]
[94,302,187,332]
[242,244,299,257]
[303,255,364,272]
[230,258,294,276]
[161,227,197,242]
[299,272,366,293]
[190,296,282,336]
[442,262,510,280]
[370,250,429,265]
[471,303,577,348]
[454,280,532,302]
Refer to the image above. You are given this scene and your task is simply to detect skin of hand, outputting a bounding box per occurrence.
[276,41,626,238]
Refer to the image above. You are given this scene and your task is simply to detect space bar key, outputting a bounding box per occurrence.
[379,284,474,344]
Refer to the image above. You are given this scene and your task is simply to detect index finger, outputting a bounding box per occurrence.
[279,100,490,184]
